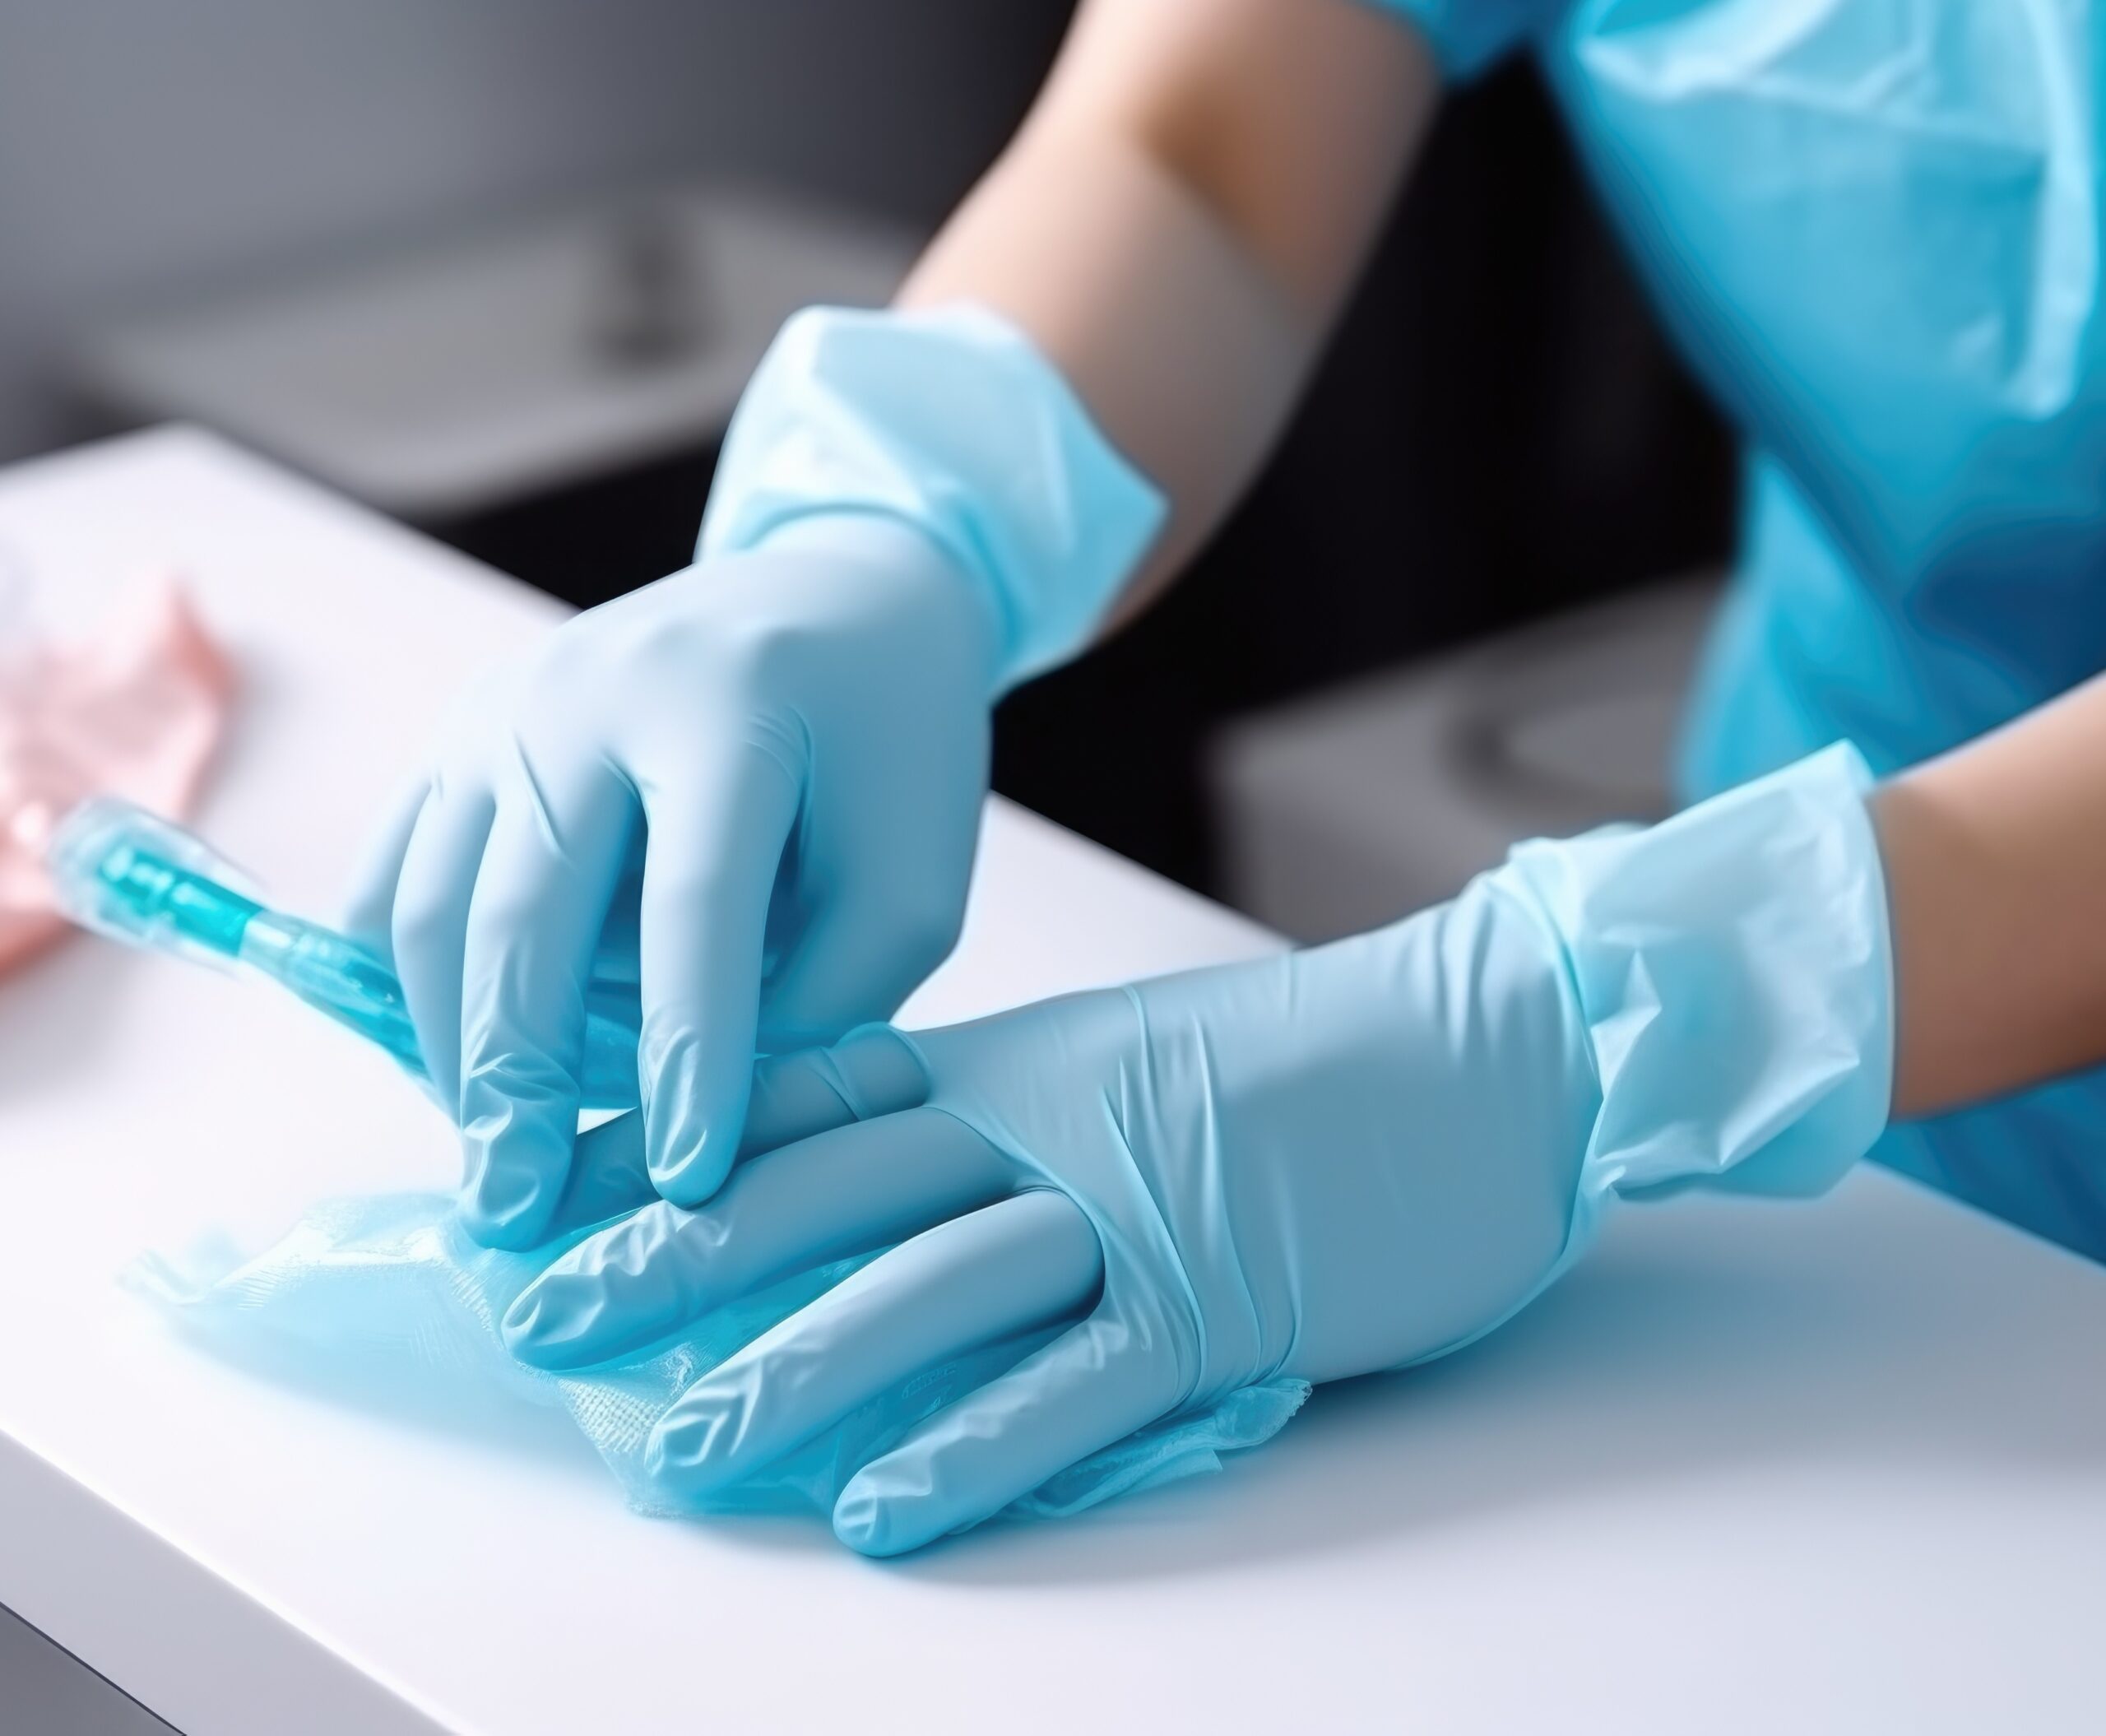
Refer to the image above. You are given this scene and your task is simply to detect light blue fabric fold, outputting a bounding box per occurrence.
[1361,0,1573,81]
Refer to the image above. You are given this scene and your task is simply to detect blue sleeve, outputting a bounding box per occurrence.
[1361,0,1572,82]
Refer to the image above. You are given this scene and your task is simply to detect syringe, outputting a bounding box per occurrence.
[47,797,642,1109]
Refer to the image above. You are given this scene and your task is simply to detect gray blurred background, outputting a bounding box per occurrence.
[0,0,1732,935]
[0,1,1063,460]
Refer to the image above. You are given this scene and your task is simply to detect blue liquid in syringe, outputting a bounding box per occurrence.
[51,801,640,1109]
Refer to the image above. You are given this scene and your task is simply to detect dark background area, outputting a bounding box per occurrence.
[993,51,1736,889]
[0,0,1735,895]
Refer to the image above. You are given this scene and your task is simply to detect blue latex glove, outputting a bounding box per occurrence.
[349,304,1164,1250]
[346,516,997,1248]
[505,745,1892,1555]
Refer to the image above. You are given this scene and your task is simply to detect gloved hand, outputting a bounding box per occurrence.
[346,516,998,1249]
[503,745,1893,1554]
[350,304,1165,1251]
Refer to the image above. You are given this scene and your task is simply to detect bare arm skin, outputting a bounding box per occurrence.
[1878,677,2106,1118]
[898,0,1438,614]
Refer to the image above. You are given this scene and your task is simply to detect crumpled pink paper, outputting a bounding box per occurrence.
[0,573,234,973]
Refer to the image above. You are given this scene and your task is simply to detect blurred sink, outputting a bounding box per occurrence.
[1210,576,1720,940]
[74,183,919,522]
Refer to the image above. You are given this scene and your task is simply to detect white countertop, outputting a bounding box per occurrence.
[1,428,2102,1736]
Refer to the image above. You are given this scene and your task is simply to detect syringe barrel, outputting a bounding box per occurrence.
[48,797,262,968]
[51,796,644,1110]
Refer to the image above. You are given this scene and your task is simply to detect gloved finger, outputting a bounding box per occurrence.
[756,812,977,1053]
[533,1029,929,1251]
[361,659,526,990]
[503,1106,1009,1369]
[644,1189,1100,1504]
[336,772,432,960]
[633,743,803,1205]
[456,748,638,1250]
[740,1026,930,1157]
[536,1111,656,1240]
[831,1311,1172,1557]
[387,772,497,1115]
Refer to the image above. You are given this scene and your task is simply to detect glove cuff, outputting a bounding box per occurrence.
[698,304,1168,694]
[1501,741,1895,1218]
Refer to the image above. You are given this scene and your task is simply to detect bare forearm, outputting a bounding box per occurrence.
[898,0,1435,613]
[1877,675,2106,1117]
[901,128,1309,610]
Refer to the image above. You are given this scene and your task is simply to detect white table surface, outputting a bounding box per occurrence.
[1,428,2102,1736]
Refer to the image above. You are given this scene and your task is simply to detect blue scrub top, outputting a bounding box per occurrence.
[1377,0,2106,1260]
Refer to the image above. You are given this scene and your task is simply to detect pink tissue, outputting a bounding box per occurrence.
[0,574,234,974]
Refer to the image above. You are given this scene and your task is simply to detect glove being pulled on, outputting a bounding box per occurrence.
[506,745,1893,1554]
[349,304,1165,1249]
[346,517,998,1248]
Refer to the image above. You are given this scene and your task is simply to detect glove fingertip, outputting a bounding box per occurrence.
[644,1058,750,1206]
[648,1131,740,1208]
[457,1113,568,1251]
[830,1478,898,1557]
[456,1186,556,1253]
[500,1270,600,1367]
[833,1465,958,1559]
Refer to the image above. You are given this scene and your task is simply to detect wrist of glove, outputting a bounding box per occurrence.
[699,303,1167,694]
